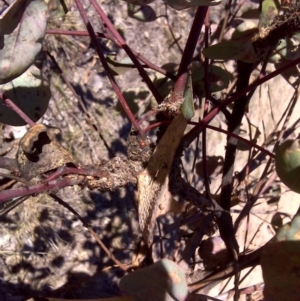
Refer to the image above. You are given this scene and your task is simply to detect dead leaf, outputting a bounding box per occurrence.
[16,124,77,180]
[137,114,188,246]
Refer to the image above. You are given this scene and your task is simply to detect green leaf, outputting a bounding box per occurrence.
[106,55,138,76]
[261,216,300,301]
[152,63,177,100]
[181,73,194,120]
[0,65,51,126]
[192,64,233,93]
[202,39,256,63]
[276,216,300,241]
[269,34,300,63]
[0,0,47,84]
[120,259,188,301]
[275,139,300,194]
[231,22,257,40]
[259,0,279,31]
[165,0,221,10]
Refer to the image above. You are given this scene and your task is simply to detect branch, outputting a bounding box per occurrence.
[0,157,141,204]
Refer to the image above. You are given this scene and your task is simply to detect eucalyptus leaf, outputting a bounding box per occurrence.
[192,64,233,93]
[275,139,300,194]
[0,65,51,126]
[152,63,177,100]
[231,22,257,40]
[181,73,194,120]
[202,39,256,63]
[106,55,138,76]
[261,216,300,301]
[269,34,300,63]
[0,0,47,84]
[120,259,188,301]
[259,0,278,31]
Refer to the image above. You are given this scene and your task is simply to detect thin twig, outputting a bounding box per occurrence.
[0,176,83,203]
[145,121,275,158]
[0,172,29,185]
[184,55,300,146]
[0,196,30,217]
[46,30,176,80]
[73,0,143,135]
[48,193,129,271]
[173,7,208,100]
[202,9,213,200]
[89,0,162,103]
[0,95,35,127]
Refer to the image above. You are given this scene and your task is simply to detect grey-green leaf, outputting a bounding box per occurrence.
[181,73,194,120]
[0,0,47,84]
[120,259,188,301]
[0,65,51,126]
[106,55,137,76]
[202,39,256,63]
[275,139,300,194]
[192,64,233,93]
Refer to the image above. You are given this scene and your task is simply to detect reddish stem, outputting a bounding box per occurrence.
[88,0,162,103]
[44,166,108,183]
[185,55,300,145]
[46,29,175,80]
[144,120,274,159]
[204,124,275,159]
[0,94,35,127]
[0,177,82,203]
[73,0,143,136]
[173,7,208,100]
